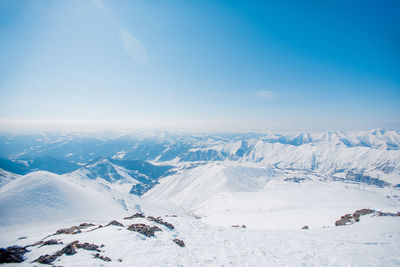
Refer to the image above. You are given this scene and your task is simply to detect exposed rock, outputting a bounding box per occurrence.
[79,223,95,228]
[60,241,79,256]
[335,214,354,226]
[127,223,162,237]
[33,241,103,264]
[54,223,95,235]
[376,211,400,217]
[165,214,177,217]
[55,226,81,235]
[94,253,111,262]
[33,254,58,264]
[353,209,375,222]
[76,242,101,252]
[336,208,400,226]
[124,213,145,219]
[232,225,246,228]
[0,245,29,263]
[39,239,62,247]
[173,239,185,247]
[301,225,309,229]
[152,225,163,232]
[34,241,77,264]
[106,220,125,227]
[147,216,175,230]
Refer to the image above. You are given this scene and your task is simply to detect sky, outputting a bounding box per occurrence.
[0,0,399,132]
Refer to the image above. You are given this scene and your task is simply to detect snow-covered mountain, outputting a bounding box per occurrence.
[1,130,399,182]
[144,161,400,229]
[67,158,172,195]
[0,171,131,227]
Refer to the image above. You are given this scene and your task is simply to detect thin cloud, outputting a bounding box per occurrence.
[118,29,148,64]
[92,0,148,64]
[256,91,277,99]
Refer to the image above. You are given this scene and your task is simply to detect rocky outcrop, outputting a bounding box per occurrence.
[54,223,95,235]
[0,245,29,263]
[127,223,162,237]
[147,216,175,230]
[353,209,374,222]
[335,214,354,226]
[94,253,111,262]
[34,241,78,264]
[335,209,399,226]
[376,211,400,217]
[76,242,101,252]
[106,220,125,227]
[33,240,102,265]
[301,225,309,229]
[124,213,145,219]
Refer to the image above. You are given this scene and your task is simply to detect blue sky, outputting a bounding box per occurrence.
[0,0,399,132]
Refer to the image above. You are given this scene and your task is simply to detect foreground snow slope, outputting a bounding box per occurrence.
[0,171,131,226]
[145,162,400,229]
[1,212,400,266]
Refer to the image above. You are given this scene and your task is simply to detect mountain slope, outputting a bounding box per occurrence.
[0,171,129,226]
[144,162,400,229]
[67,158,171,195]
[0,168,20,187]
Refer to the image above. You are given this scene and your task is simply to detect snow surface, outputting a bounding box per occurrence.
[144,162,400,230]
[0,171,130,226]
[1,209,400,266]
[0,168,20,187]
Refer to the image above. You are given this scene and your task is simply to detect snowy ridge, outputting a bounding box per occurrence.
[0,171,129,226]
[67,158,162,195]
[0,168,20,187]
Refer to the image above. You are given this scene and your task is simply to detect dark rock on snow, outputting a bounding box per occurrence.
[232,224,246,228]
[76,242,101,252]
[34,241,102,264]
[147,216,175,230]
[127,223,162,237]
[33,254,59,264]
[353,209,374,222]
[106,220,125,227]
[124,213,145,219]
[39,239,62,247]
[94,253,111,262]
[173,239,185,247]
[301,225,309,229]
[0,245,29,263]
[335,214,354,226]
